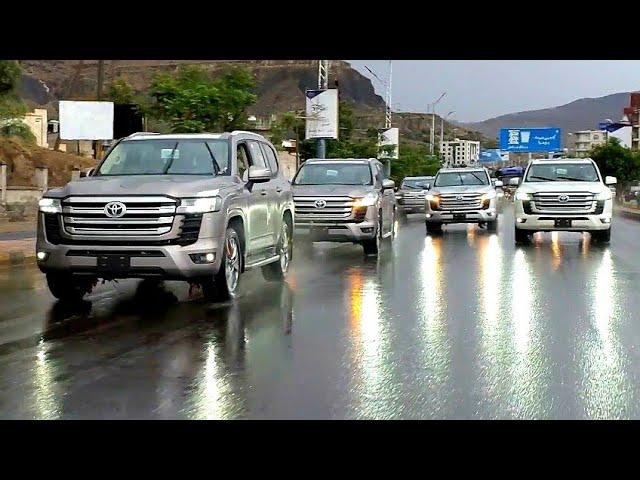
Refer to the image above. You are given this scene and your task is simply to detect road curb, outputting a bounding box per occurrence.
[617,206,640,220]
[0,238,36,266]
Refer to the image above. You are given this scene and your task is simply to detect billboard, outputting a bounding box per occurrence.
[59,101,114,140]
[499,127,561,152]
[378,127,399,159]
[479,148,507,163]
[305,89,339,139]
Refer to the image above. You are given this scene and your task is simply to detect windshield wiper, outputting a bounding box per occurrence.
[161,142,180,174]
[557,176,589,182]
[469,172,488,185]
[204,142,221,175]
[528,175,555,182]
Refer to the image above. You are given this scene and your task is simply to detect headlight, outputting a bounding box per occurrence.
[39,198,61,214]
[395,193,403,199]
[177,197,222,214]
[425,193,440,202]
[515,191,531,201]
[481,190,497,201]
[595,190,612,201]
[353,192,378,208]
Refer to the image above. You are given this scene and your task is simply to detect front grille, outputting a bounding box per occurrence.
[61,196,177,237]
[399,191,426,206]
[294,196,357,222]
[66,250,166,257]
[437,193,483,211]
[531,192,595,213]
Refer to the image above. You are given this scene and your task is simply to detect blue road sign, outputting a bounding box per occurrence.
[479,149,503,163]
[499,128,561,152]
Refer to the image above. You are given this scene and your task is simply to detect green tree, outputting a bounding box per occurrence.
[390,143,441,183]
[0,60,31,141]
[589,138,640,193]
[107,78,135,104]
[149,65,257,133]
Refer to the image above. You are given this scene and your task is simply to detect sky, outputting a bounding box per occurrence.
[348,60,640,123]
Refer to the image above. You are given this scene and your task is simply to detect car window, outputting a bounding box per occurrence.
[247,141,268,170]
[206,140,230,175]
[261,143,279,175]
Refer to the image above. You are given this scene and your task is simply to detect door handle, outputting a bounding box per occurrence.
[260,190,268,196]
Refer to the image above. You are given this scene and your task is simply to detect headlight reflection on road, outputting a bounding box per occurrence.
[31,339,62,419]
[416,236,451,414]
[580,249,633,419]
[346,268,394,418]
[550,232,562,270]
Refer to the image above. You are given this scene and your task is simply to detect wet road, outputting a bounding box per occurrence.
[2,204,640,419]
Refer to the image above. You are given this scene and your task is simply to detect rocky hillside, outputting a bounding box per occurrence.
[464,92,632,144]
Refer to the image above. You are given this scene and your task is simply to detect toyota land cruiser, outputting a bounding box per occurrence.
[512,158,616,244]
[36,131,294,302]
[396,176,433,218]
[291,158,396,255]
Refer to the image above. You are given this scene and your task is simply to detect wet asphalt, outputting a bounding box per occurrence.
[1,203,640,419]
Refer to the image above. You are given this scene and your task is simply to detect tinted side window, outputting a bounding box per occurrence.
[237,143,250,179]
[261,143,279,175]
[247,141,268,169]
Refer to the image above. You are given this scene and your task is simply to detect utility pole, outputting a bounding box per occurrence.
[317,60,329,159]
[441,111,454,164]
[429,92,446,155]
[94,60,105,160]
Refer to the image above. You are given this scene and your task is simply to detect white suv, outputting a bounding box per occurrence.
[512,158,616,244]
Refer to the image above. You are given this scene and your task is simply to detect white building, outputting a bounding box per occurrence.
[571,130,606,157]
[440,139,480,167]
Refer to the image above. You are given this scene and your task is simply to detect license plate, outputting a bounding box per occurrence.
[554,218,572,228]
[97,255,131,272]
[453,213,467,221]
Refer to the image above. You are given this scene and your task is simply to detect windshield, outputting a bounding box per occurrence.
[434,171,489,187]
[525,163,600,182]
[293,163,372,185]
[96,139,230,176]
[402,179,430,189]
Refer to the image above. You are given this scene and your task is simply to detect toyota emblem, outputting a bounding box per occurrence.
[456,195,464,200]
[314,199,327,209]
[558,195,569,203]
[104,201,126,218]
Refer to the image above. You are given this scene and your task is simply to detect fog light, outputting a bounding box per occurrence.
[516,217,526,224]
[601,218,611,224]
[190,252,216,264]
[426,214,432,218]
[36,251,48,261]
[361,227,374,233]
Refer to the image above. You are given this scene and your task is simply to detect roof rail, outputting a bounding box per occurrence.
[127,132,160,138]
[231,130,262,136]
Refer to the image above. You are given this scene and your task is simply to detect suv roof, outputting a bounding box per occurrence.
[124,131,269,142]
[437,167,488,174]
[304,158,375,164]
[529,157,595,164]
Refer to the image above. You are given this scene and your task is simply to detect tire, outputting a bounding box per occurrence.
[514,226,531,245]
[426,221,443,235]
[262,216,293,281]
[46,273,95,301]
[362,214,382,256]
[592,228,611,244]
[487,219,498,232]
[202,225,243,302]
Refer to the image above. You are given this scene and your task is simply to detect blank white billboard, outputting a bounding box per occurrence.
[59,101,114,140]
[305,89,339,139]
[378,127,399,159]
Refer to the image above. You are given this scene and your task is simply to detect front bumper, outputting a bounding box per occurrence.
[294,220,377,242]
[36,231,224,280]
[398,203,425,213]
[513,200,612,231]
[426,203,497,224]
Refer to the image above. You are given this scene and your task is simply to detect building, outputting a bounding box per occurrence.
[623,92,640,151]
[571,130,607,157]
[22,109,49,148]
[440,139,480,167]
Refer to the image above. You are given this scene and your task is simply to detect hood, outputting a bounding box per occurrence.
[292,184,374,198]
[44,175,238,199]
[517,181,605,194]
[429,185,494,195]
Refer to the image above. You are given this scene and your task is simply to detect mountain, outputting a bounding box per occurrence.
[464,92,631,144]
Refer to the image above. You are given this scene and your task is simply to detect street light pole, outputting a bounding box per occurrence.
[441,111,454,164]
[317,60,329,159]
[429,92,446,155]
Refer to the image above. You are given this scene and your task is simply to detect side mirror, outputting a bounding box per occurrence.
[494,180,503,188]
[80,168,94,178]
[382,179,395,190]
[509,177,521,186]
[605,176,617,185]
[248,165,271,183]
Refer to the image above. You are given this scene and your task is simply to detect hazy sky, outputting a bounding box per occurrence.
[348,60,640,123]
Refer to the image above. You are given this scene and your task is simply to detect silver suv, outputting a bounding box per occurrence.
[292,158,396,255]
[36,131,294,302]
[425,167,501,234]
[396,175,434,217]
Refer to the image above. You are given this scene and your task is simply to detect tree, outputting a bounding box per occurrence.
[107,78,135,104]
[0,60,31,141]
[149,65,257,133]
[390,143,441,182]
[589,138,640,193]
